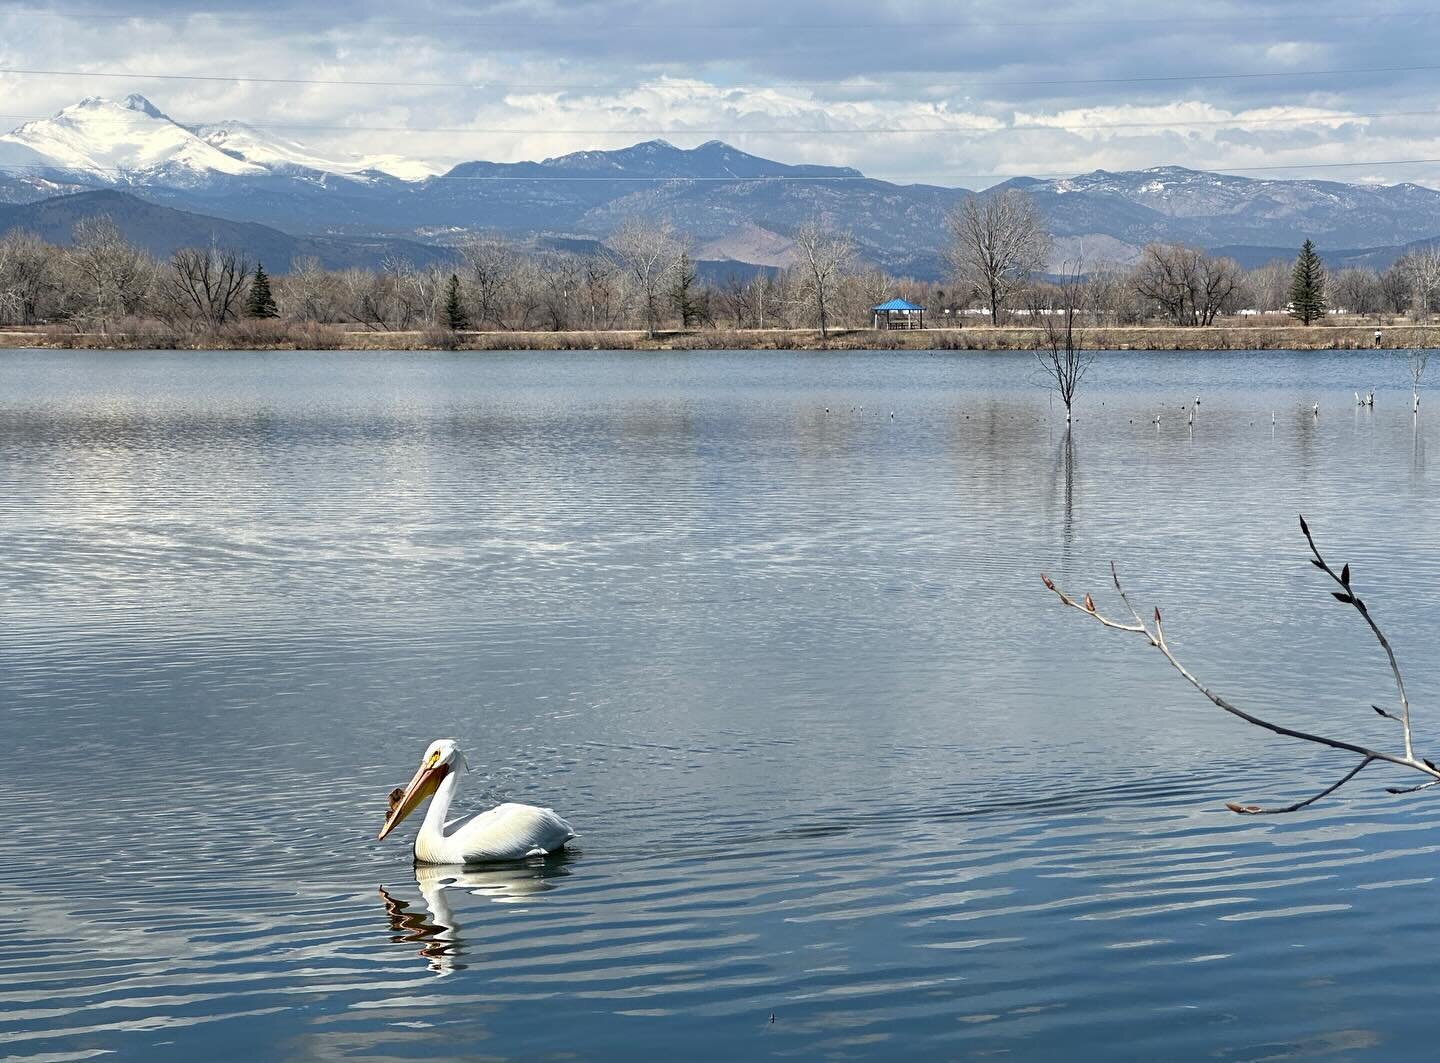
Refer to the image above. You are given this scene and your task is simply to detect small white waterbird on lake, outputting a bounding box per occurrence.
[378,739,575,864]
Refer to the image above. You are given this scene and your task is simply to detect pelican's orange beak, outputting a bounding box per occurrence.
[378,755,450,840]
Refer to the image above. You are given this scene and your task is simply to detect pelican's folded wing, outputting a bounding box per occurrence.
[456,802,576,863]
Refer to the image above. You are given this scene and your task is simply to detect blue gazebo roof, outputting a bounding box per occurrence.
[871,299,926,312]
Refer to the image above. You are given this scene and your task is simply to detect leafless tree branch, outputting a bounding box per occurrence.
[1295,514,1417,761]
[1041,516,1439,813]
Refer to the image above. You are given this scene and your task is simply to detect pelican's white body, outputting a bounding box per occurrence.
[415,769,575,864]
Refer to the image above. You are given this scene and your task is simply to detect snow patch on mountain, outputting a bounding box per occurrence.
[197,121,441,181]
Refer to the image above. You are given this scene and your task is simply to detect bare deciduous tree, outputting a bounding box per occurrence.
[285,257,337,322]
[538,253,583,332]
[581,254,624,330]
[0,230,57,324]
[1132,244,1240,326]
[792,219,855,340]
[1042,516,1439,814]
[946,190,1050,325]
[1197,253,1244,324]
[609,219,682,338]
[1379,264,1411,316]
[747,273,773,329]
[68,216,152,332]
[382,257,427,330]
[338,267,395,331]
[458,233,520,329]
[1245,260,1292,314]
[1132,243,1194,324]
[161,245,252,326]
[1401,247,1440,322]
[1085,265,1142,325]
[1036,265,1092,423]
[1331,267,1380,317]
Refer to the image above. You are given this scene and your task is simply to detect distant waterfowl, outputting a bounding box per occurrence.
[1313,403,1320,417]
[378,739,575,864]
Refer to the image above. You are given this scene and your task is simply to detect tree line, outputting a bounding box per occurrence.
[3,196,1438,335]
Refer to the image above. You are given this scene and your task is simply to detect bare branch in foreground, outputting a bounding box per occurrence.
[1224,757,1373,815]
[1296,514,1416,761]
[1042,516,1437,814]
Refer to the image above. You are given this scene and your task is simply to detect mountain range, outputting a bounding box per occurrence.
[5,94,1440,279]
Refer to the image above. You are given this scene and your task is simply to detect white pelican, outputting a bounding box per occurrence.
[378,739,575,864]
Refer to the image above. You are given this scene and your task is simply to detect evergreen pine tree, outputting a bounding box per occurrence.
[1289,239,1327,325]
[246,262,278,318]
[669,252,700,328]
[444,273,468,330]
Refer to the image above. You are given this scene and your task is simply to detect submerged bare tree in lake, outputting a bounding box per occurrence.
[1410,347,1430,413]
[1043,516,1439,814]
[1036,264,1091,424]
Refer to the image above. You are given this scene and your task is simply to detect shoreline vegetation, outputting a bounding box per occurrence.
[3,321,1437,353]
[6,203,1440,357]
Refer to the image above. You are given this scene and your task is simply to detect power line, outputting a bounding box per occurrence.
[3,156,1439,183]
[4,62,1440,92]
[0,109,1430,136]
[7,6,1440,31]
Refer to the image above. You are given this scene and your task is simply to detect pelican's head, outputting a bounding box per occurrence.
[378,739,464,841]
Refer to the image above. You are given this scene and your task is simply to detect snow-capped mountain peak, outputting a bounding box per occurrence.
[120,93,171,121]
[0,95,266,181]
[0,95,439,185]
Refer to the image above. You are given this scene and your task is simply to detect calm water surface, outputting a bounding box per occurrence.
[2,349,1439,1061]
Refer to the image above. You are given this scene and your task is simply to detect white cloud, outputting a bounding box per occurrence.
[3,2,1440,188]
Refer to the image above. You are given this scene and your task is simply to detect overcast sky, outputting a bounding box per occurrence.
[3,1,1440,187]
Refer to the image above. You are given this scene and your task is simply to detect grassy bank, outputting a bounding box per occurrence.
[2,322,1435,352]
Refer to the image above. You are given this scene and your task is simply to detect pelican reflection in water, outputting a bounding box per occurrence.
[380,858,574,972]
[378,739,576,863]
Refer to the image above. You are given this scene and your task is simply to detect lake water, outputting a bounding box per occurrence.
[3,348,1440,1061]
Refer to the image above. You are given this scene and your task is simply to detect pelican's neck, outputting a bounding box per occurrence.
[418,768,461,847]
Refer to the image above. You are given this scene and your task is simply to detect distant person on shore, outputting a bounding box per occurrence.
[1375,328,1383,348]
